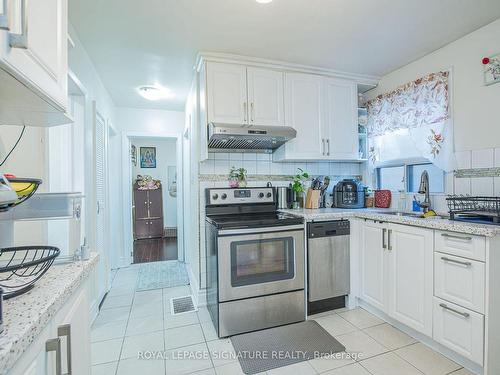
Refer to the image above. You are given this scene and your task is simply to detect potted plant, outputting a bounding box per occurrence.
[291,168,309,209]
[229,166,248,188]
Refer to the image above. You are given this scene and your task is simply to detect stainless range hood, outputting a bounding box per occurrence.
[208,123,297,153]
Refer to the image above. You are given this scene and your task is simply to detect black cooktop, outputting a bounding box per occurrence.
[206,212,303,230]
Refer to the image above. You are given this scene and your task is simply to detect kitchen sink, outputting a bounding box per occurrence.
[385,212,449,220]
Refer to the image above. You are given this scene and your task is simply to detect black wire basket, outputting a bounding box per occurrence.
[0,246,60,299]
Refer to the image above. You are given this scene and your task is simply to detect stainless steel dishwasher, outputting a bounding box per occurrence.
[307,220,350,315]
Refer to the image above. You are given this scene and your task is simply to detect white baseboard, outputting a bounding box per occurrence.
[186,263,206,307]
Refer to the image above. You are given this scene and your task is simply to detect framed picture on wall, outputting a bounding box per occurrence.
[140,147,157,168]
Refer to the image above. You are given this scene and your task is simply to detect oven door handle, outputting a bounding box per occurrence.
[218,224,304,236]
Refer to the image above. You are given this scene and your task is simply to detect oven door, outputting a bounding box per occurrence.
[217,225,305,302]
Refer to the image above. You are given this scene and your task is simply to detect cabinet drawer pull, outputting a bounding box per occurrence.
[250,102,254,122]
[326,139,330,156]
[243,102,247,122]
[382,228,387,249]
[0,0,9,30]
[321,139,325,156]
[58,324,72,375]
[387,229,392,251]
[441,233,472,241]
[46,338,62,375]
[439,303,470,318]
[441,257,472,267]
[9,0,28,49]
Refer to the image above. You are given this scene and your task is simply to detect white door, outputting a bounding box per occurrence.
[0,0,68,109]
[323,78,358,160]
[206,62,248,124]
[360,221,387,312]
[247,67,284,126]
[387,224,433,336]
[281,73,325,159]
[94,109,109,301]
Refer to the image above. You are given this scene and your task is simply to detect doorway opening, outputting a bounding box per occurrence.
[128,136,181,265]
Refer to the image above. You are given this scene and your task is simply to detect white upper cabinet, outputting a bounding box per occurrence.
[247,67,284,126]
[0,0,70,126]
[205,62,285,126]
[274,74,359,161]
[273,72,326,161]
[387,224,433,337]
[323,78,359,160]
[206,62,248,124]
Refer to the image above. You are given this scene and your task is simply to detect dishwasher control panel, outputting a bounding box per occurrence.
[308,220,350,238]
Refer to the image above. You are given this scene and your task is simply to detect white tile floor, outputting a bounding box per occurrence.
[91,267,474,375]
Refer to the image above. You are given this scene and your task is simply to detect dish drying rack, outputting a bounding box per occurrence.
[446,195,500,223]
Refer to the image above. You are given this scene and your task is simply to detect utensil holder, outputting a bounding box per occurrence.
[305,189,321,209]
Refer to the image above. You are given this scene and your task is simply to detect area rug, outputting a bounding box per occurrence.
[136,260,189,291]
[230,320,346,375]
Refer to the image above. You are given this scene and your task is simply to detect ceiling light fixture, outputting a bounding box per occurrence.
[137,85,174,101]
[256,0,273,4]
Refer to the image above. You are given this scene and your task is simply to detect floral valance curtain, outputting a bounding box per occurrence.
[366,71,449,136]
[365,71,455,172]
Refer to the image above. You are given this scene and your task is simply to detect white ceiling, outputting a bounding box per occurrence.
[69,0,500,111]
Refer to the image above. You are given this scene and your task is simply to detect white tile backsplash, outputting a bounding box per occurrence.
[455,150,472,169]
[471,177,494,196]
[454,177,471,195]
[471,148,494,168]
[201,153,364,179]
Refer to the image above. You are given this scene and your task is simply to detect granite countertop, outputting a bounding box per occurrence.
[0,253,99,374]
[280,208,500,237]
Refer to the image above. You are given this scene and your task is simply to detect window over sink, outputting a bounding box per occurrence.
[377,162,445,193]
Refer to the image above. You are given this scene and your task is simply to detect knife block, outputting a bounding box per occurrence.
[305,189,321,209]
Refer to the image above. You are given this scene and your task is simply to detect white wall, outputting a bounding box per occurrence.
[0,126,46,187]
[115,107,185,135]
[131,137,178,228]
[365,18,500,152]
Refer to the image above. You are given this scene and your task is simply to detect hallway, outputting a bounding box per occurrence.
[133,238,178,264]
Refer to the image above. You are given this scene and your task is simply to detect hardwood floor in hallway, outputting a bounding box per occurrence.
[133,237,177,264]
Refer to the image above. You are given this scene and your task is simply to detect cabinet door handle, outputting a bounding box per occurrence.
[58,324,72,375]
[9,0,28,49]
[441,233,472,241]
[0,0,9,30]
[387,229,392,251]
[322,139,325,156]
[250,102,254,122]
[46,338,62,375]
[243,102,247,123]
[327,139,330,156]
[441,257,472,267]
[382,228,387,249]
[439,303,470,318]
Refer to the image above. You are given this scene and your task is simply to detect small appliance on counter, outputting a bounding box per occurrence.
[276,186,293,209]
[333,179,366,209]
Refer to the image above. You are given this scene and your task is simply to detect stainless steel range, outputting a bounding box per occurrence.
[205,187,305,338]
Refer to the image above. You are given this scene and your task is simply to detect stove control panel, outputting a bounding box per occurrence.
[206,187,275,205]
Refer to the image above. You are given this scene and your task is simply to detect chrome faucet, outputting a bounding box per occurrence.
[414,170,431,213]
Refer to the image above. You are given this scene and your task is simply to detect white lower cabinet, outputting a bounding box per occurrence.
[434,252,485,314]
[387,224,433,336]
[9,280,91,375]
[360,221,433,336]
[433,297,484,365]
[360,221,386,312]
